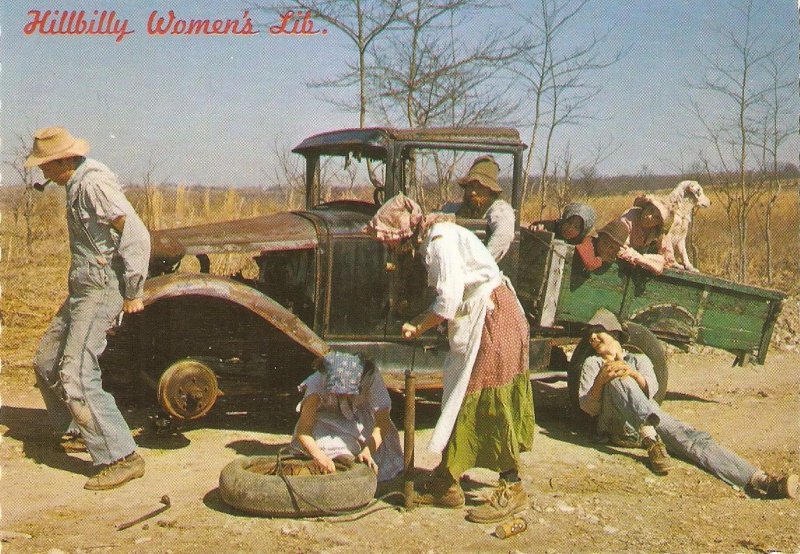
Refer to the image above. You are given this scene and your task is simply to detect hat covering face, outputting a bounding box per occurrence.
[457,155,502,193]
[364,193,423,242]
[587,308,629,344]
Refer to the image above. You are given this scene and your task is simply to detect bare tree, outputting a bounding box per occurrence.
[535,41,618,217]
[366,0,520,205]
[264,139,306,209]
[689,0,791,281]
[755,57,795,283]
[369,1,518,129]
[139,156,167,230]
[514,0,620,211]
[548,138,616,215]
[257,0,401,128]
[4,134,37,257]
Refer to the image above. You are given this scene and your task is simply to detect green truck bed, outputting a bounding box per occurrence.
[516,229,785,364]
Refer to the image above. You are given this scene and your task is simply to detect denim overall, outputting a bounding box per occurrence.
[599,369,758,488]
[33,165,137,465]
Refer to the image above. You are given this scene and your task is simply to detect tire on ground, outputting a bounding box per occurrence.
[219,456,378,517]
[567,322,669,426]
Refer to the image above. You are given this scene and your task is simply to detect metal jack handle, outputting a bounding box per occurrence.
[403,346,417,509]
[117,495,171,531]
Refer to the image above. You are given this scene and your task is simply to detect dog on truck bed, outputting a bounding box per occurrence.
[662,180,710,272]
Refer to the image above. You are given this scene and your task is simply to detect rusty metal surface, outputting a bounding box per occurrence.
[143,273,330,358]
[302,202,376,235]
[157,359,220,420]
[292,126,523,156]
[150,212,318,257]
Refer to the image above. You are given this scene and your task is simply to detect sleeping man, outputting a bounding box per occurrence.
[578,308,798,499]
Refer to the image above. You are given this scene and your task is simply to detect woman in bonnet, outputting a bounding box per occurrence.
[364,193,534,524]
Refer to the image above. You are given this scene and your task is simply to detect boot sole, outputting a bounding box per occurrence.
[413,495,465,509]
[784,474,799,499]
[84,466,145,491]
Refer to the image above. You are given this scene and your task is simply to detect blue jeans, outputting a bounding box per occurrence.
[33,280,137,465]
[600,377,758,488]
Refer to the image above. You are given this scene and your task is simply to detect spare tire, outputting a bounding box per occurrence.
[219,456,378,517]
[567,322,669,425]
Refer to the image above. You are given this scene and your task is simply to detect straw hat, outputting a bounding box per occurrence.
[458,155,502,193]
[597,220,630,246]
[24,127,90,168]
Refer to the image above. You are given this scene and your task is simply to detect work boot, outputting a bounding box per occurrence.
[415,474,465,508]
[84,452,145,491]
[466,480,528,524]
[643,436,674,475]
[747,472,799,499]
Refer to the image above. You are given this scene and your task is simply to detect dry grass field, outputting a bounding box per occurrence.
[2,181,797,378]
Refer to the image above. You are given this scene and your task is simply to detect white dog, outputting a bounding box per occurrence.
[661,180,711,272]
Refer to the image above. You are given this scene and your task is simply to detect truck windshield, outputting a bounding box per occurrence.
[317,153,386,205]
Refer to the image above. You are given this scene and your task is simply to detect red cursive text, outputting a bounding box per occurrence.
[269,11,327,36]
[147,10,259,36]
[24,10,134,42]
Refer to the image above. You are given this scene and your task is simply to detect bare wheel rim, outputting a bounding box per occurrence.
[157,359,219,420]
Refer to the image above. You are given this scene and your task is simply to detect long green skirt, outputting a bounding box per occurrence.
[440,285,535,480]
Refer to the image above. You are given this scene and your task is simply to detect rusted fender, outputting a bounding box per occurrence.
[142,273,330,358]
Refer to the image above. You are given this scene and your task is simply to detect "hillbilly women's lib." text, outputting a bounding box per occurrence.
[23,10,328,43]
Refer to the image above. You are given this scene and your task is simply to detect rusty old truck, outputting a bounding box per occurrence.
[104,127,785,422]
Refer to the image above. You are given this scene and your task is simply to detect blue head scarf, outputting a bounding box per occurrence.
[321,351,366,395]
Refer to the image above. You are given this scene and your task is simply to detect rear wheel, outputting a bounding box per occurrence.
[567,322,669,426]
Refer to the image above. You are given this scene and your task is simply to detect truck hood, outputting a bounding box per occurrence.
[150,212,318,257]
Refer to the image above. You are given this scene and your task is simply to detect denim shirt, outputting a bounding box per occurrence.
[65,158,151,299]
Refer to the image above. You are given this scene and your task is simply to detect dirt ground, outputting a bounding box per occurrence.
[1,347,798,554]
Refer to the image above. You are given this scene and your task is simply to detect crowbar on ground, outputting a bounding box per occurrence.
[117,495,171,531]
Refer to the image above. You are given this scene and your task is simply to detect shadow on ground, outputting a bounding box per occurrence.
[0,405,95,476]
[531,382,648,464]
[664,391,717,403]
[7,372,718,468]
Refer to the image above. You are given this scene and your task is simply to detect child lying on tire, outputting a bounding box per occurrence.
[289,351,404,482]
[578,308,799,499]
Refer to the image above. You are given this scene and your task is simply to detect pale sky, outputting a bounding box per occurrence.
[2,0,797,187]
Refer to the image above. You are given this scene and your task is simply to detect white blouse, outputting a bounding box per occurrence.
[421,222,500,320]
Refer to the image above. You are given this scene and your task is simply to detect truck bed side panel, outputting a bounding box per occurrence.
[546,248,784,362]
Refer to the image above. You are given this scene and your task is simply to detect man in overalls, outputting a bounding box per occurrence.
[26,127,151,490]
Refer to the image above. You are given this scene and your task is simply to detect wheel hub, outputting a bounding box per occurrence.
[157,359,220,420]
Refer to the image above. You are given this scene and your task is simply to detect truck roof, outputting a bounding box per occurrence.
[292,126,524,157]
